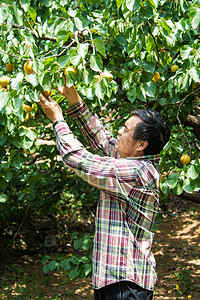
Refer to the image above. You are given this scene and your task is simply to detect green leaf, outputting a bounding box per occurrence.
[142,62,155,74]
[43,264,50,273]
[188,67,200,82]
[189,6,200,29]
[56,30,70,46]
[90,54,103,72]
[69,268,79,280]
[74,238,82,250]
[183,178,196,193]
[187,165,199,180]
[172,184,183,196]
[25,74,38,87]
[10,73,24,90]
[14,6,23,26]
[126,0,140,11]
[28,7,37,21]
[77,43,89,58]
[143,81,156,97]
[42,255,50,265]
[21,137,33,149]
[74,17,85,31]
[57,55,69,68]
[95,83,104,99]
[0,194,8,203]
[21,0,30,11]
[93,38,106,57]
[167,173,179,188]
[42,72,52,90]
[83,263,92,277]
[0,7,8,24]
[146,0,159,8]
[69,53,82,66]
[116,0,124,8]
[0,92,9,110]
[2,170,12,182]
[44,57,55,70]
[70,232,79,239]
[180,45,193,60]
[26,129,37,141]
[48,261,59,271]
[160,179,170,196]
[60,259,71,270]
[13,156,24,170]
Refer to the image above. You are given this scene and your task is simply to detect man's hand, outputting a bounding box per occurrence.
[38,93,64,123]
[56,77,82,105]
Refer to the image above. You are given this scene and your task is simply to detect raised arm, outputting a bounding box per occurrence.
[57,82,118,157]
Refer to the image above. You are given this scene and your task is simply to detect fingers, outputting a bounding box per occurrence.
[38,92,48,106]
[39,93,55,107]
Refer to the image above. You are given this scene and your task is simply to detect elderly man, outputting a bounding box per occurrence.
[39,81,170,300]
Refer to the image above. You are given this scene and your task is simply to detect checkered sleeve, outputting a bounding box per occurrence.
[54,121,139,201]
[65,101,118,157]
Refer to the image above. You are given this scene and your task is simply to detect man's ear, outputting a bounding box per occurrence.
[138,140,148,151]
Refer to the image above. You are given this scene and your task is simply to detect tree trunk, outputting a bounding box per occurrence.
[179,191,200,204]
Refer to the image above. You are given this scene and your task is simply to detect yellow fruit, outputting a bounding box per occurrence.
[0,76,9,87]
[0,85,7,92]
[42,90,51,97]
[152,71,160,83]
[171,64,179,72]
[180,154,190,165]
[24,60,34,75]
[24,149,30,154]
[64,66,77,76]
[23,104,33,113]
[160,47,166,53]
[24,113,30,122]
[101,71,113,82]
[192,82,199,89]
[6,63,14,72]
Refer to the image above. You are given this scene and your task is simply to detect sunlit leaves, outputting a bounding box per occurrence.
[189,5,200,29]
[90,54,103,72]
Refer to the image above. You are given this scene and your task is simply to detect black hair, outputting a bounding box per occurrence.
[132,109,170,155]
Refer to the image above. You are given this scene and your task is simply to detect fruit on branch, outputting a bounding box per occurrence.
[24,113,30,122]
[192,82,200,89]
[23,104,34,113]
[64,66,77,76]
[171,64,179,73]
[101,71,113,82]
[42,91,51,97]
[152,71,160,83]
[0,86,8,92]
[180,154,190,165]
[24,60,34,75]
[0,76,9,87]
[6,63,14,72]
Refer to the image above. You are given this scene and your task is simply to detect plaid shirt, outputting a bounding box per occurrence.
[54,101,160,291]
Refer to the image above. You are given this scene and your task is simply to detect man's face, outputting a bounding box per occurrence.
[115,116,145,158]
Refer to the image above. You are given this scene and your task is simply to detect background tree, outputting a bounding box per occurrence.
[0,0,200,260]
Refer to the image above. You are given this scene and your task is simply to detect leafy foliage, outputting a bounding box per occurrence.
[42,232,93,280]
[0,0,200,251]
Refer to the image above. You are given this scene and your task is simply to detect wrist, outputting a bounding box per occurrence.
[63,86,82,105]
[53,119,66,129]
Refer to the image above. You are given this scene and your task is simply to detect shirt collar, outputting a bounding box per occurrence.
[126,153,160,169]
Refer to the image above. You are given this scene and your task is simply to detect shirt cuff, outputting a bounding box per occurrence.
[53,120,66,129]
[65,101,89,119]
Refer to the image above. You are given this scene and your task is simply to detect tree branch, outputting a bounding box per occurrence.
[147,21,160,68]
[16,0,35,33]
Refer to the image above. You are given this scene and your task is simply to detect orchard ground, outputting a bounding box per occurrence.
[0,196,200,300]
